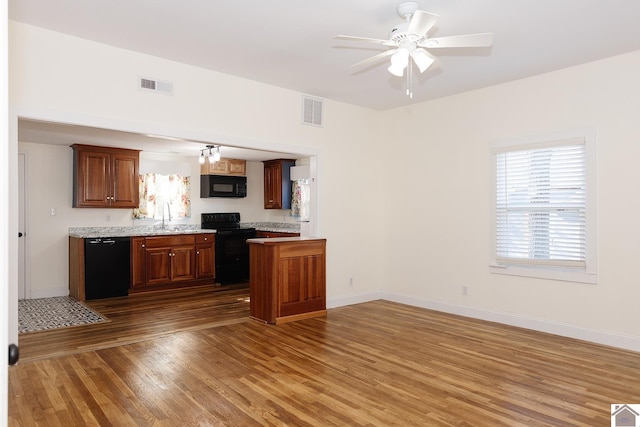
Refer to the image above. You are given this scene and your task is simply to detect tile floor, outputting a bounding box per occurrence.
[18,296,106,334]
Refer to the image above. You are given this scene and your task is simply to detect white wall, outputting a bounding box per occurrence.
[8,21,386,344]
[381,50,640,350]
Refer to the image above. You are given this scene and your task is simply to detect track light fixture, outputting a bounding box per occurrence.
[199,145,221,164]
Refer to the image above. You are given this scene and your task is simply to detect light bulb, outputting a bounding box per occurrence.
[199,152,205,164]
[208,149,215,163]
[213,146,221,162]
[388,48,409,77]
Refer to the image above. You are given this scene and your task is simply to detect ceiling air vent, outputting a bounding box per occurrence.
[302,96,323,127]
[138,76,173,95]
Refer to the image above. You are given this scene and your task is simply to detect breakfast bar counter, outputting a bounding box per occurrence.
[247,237,326,324]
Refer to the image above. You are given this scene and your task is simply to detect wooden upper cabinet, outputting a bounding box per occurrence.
[263,159,295,209]
[72,144,140,208]
[200,158,246,176]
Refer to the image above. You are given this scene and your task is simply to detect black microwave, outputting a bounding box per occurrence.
[200,175,247,198]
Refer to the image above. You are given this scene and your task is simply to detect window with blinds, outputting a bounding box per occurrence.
[495,141,585,267]
[490,129,597,284]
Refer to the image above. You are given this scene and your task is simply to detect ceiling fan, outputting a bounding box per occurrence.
[335,1,493,96]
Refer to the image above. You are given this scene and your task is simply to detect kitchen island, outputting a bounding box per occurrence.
[248,237,326,324]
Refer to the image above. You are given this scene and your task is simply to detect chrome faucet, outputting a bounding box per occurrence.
[162,202,172,229]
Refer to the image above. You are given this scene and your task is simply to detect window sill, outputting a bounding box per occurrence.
[489,263,597,284]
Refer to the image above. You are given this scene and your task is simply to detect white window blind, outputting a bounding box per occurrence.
[495,139,586,268]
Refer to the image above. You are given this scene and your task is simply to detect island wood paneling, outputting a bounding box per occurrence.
[249,238,326,324]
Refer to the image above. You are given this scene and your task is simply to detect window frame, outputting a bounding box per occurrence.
[489,128,597,284]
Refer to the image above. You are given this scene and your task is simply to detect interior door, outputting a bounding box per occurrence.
[18,153,26,300]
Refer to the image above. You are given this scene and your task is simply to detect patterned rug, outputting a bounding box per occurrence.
[19,296,107,334]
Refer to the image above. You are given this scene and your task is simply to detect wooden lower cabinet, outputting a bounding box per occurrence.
[249,238,326,324]
[130,233,215,292]
[196,234,216,279]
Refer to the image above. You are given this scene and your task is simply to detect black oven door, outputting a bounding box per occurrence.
[215,229,256,284]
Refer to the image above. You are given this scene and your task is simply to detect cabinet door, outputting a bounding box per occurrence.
[228,159,246,176]
[110,152,139,208]
[209,159,230,175]
[277,253,326,317]
[74,149,110,207]
[196,243,215,279]
[263,161,282,209]
[131,237,146,287]
[171,245,196,282]
[145,247,172,285]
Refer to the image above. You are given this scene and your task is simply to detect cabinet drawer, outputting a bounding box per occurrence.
[144,234,195,248]
[195,233,215,244]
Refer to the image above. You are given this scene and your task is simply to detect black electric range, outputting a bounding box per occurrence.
[201,213,256,285]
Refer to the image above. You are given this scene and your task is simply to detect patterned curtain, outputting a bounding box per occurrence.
[133,173,191,219]
[291,179,310,220]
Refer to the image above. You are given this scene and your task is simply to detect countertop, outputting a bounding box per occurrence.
[247,237,325,245]
[69,222,301,239]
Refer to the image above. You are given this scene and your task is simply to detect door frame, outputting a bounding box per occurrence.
[18,152,29,300]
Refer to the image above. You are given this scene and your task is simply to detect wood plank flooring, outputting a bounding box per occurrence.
[16,284,251,362]
[9,288,640,426]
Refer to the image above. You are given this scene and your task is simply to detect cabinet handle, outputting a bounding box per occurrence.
[196,251,200,255]
[141,244,145,248]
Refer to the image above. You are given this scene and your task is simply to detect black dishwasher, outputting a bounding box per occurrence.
[84,237,131,300]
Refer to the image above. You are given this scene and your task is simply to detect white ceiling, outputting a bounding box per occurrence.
[10,1,640,157]
[10,0,640,111]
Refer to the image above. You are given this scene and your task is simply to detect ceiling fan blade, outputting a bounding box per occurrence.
[334,35,397,47]
[407,10,439,37]
[350,49,397,69]
[419,32,493,48]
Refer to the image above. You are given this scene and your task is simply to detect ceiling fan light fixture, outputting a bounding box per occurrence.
[388,48,409,76]
[410,48,434,73]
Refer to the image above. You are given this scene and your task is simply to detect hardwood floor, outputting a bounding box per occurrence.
[16,284,251,362]
[9,288,640,426]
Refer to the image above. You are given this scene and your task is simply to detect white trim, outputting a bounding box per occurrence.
[489,263,597,284]
[1,0,9,420]
[379,292,640,353]
[326,291,383,309]
[29,288,70,299]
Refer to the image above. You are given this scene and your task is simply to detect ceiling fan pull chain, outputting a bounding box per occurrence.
[406,59,413,98]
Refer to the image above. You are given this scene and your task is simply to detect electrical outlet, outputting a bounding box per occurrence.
[349,277,354,286]
[49,208,56,216]
[462,285,468,296]
[106,214,111,222]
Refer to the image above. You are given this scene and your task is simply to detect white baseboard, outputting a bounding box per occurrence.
[29,288,69,299]
[326,291,383,309]
[328,291,640,353]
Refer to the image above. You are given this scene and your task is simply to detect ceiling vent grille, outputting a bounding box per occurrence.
[302,96,323,127]
[139,76,173,95]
